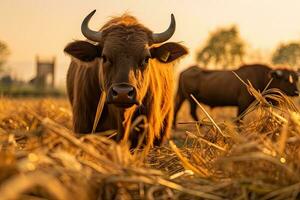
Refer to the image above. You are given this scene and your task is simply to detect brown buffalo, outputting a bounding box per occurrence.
[173,64,299,128]
[64,10,188,148]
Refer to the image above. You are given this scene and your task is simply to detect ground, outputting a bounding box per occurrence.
[0,92,299,200]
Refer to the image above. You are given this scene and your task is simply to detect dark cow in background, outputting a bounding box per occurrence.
[64,10,188,148]
[173,64,299,128]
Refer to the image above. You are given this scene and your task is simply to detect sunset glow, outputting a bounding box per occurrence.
[1,0,300,85]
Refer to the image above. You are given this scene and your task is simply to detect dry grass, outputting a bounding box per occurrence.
[0,84,300,199]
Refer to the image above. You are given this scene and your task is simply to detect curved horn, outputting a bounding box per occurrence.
[81,10,102,42]
[152,14,176,43]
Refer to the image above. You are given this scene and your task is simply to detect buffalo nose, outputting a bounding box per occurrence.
[108,83,138,107]
[111,85,135,99]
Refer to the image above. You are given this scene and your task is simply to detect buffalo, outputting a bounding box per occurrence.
[173,64,299,128]
[64,10,188,148]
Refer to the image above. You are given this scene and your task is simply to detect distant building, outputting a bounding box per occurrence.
[30,56,55,87]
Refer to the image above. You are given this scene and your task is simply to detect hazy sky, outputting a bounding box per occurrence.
[1,0,300,86]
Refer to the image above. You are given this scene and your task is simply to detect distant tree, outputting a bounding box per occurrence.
[0,40,10,72]
[0,75,13,86]
[196,25,245,69]
[272,42,300,68]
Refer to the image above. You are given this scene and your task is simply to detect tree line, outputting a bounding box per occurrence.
[196,25,300,70]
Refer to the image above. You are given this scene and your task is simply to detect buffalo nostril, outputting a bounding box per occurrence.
[112,88,118,97]
[128,89,134,98]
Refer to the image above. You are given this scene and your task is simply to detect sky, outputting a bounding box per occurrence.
[1,0,300,86]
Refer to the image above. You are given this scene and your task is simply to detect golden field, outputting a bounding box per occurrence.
[0,86,300,200]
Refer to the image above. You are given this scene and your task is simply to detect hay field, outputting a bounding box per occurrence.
[0,87,300,199]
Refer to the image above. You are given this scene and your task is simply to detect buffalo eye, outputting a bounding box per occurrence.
[140,56,150,68]
[101,55,107,63]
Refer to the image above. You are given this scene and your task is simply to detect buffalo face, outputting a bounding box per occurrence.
[98,37,152,108]
[269,69,299,96]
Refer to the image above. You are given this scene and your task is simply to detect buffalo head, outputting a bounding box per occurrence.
[64,10,188,108]
[269,69,299,96]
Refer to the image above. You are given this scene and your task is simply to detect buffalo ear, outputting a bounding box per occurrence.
[64,41,102,62]
[270,70,283,79]
[150,42,188,63]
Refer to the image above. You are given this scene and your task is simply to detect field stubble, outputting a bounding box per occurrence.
[0,85,300,199]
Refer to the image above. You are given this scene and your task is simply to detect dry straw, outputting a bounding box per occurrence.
[0,78,299,199]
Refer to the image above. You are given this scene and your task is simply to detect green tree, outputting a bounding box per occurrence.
[196,25,245,69]
[0,40,10,71]
[272,42,300,68]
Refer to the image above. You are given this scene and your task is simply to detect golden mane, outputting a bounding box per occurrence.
[100,14,151,33]
[121,58,178,151]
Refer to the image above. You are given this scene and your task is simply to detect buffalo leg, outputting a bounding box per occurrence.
[189,99,199,122]
[236,105,248,129]
[237,105,248,117]
[173,92,185,129]
[237,98,252,125]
